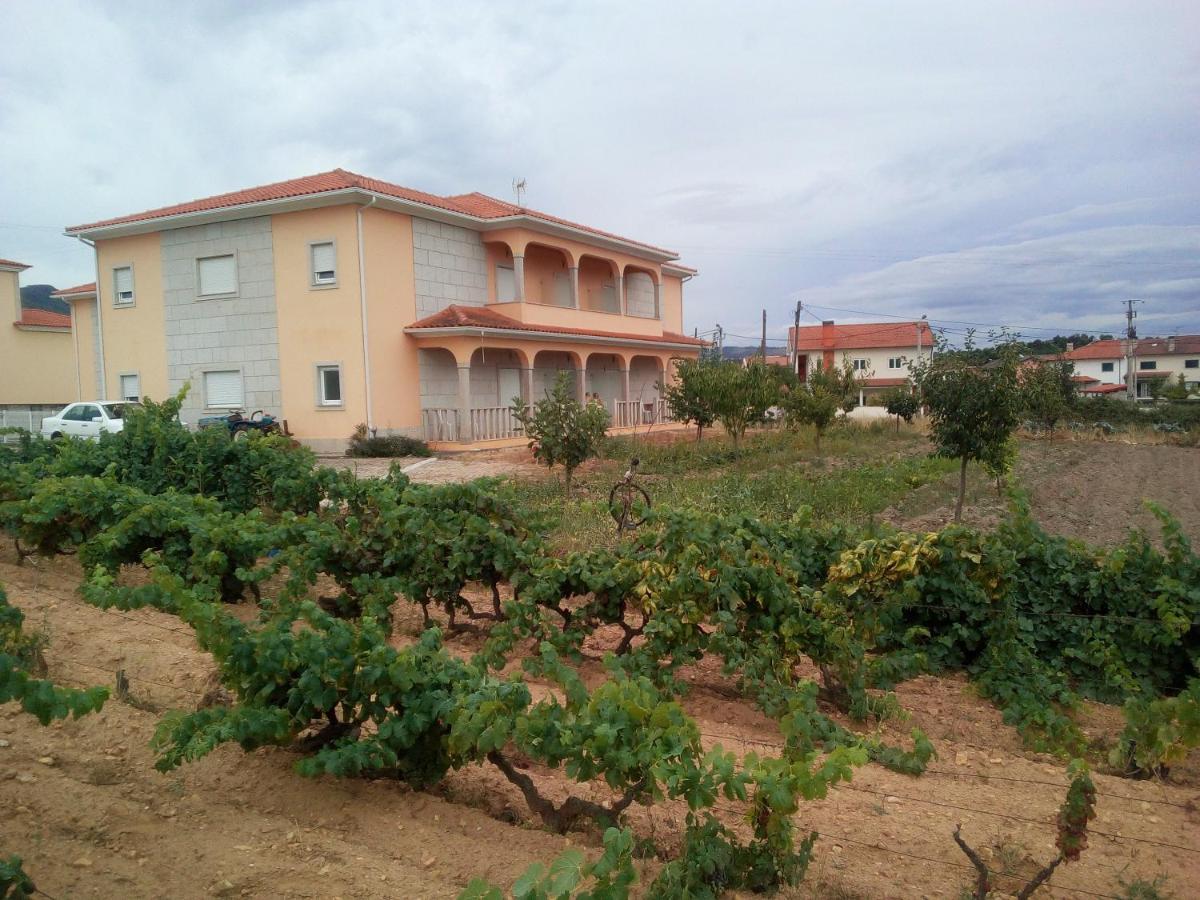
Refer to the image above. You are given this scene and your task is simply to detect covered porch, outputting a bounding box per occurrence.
[405,307,704,445]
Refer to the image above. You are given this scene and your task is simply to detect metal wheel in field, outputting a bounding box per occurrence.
[609,480,651,531]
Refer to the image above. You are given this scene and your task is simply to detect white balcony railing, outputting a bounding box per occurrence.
[422,408,458,442]
[470,406,524,441]
[423,400,675,443]
[612,399,672,427]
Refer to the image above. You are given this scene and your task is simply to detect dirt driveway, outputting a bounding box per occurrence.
[319,449,542,485]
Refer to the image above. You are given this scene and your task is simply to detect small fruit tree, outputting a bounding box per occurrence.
[914,346,1020,521]
[881,386,920,432]
[512,373,609,495]
[780,358,861,452]
[708,360,778,450]
[661,357,719,442]
[1020,358,1076,432]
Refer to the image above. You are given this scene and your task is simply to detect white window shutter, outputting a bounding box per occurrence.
[114,267,134,303]
[553,271,571,306]
[312,243,336,281]
[198,255,237,296]
[204,370,243,408]
[120,374,140,400]
[496,265,515,302]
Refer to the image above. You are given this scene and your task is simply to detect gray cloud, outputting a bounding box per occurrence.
[1,0,1197,338]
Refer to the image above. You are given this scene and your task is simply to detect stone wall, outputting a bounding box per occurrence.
[412,218,488,319]
[160,217,281,426]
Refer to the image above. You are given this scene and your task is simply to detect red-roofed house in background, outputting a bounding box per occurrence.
[62,169,704,449]
[1063,337,1200,400]
[788,319,934,407]
[0,258,78,431]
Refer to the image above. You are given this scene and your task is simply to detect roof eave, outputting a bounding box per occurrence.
[66,188,683,264]
[404,324,705,352]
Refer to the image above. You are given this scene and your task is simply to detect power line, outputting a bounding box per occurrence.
[802,303,1127,337]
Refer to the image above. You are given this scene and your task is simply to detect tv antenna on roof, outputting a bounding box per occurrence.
[512,178,526,207]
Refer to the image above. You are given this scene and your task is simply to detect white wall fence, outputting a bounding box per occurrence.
[0,405,60,444]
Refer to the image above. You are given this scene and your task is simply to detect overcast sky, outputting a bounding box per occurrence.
[2,1,1197,344]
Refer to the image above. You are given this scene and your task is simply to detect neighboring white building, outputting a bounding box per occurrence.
[1065,336,1200,399]
[788,319,934,405]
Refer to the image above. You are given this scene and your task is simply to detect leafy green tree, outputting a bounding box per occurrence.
[512,373,609,495]
[708,361,778,450]
[881,388,920,432]
[1161,373,1194,402]
[914,347,1021,522]
[780,358,860,452]
[1020,359,1076,432]
[661,357,719,442]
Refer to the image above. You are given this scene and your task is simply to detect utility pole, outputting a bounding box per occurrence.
[793,300,802,375]
[1124,299,1141,401]
[715,323,724,358]
[760,309,767,361]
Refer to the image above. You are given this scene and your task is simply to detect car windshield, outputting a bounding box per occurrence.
[101,403,138,420]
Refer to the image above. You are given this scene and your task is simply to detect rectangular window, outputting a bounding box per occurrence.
[853,359,869,371]
[1186,359,1199,369]
[317,365,342,406]
[495,265,516,302]
[113,266,134,306]
[1101,362,1114,373]
[311,242,336,286]
[888,357,903,369]
[197,254,237,297]
[1139,360,1157,371]
[119,373,140,401]
[203,370,243,408]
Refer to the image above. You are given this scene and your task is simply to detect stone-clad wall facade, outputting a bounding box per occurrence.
[160,217,281,427]
[412,217,487,318]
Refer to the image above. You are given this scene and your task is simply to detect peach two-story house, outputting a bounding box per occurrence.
[0,258,76,426]
[62,170,704,450]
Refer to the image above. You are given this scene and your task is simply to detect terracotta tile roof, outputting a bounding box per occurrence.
[66,169,677,257]
[15,308,71,329]
[1065,336,1200,360]
[0,258,31,270]
[406,304,708,347]
[50,282,97,297]
[1070,374,1099,383]
[790,321,935,351]
[862,377,910,387]
[1081,383,1127,394]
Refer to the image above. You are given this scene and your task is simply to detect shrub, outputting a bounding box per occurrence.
[345,423,431,458]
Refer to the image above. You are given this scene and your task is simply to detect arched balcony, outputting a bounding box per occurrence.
[623,265,660,319]
[578,254,621,314]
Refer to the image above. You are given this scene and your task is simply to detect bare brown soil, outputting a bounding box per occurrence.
[887,436,1200,547]
[3,437,1199,899]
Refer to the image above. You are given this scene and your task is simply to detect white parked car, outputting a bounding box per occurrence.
[41,401,140,440]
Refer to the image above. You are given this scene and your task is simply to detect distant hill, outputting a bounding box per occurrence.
[20,284,70,316]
